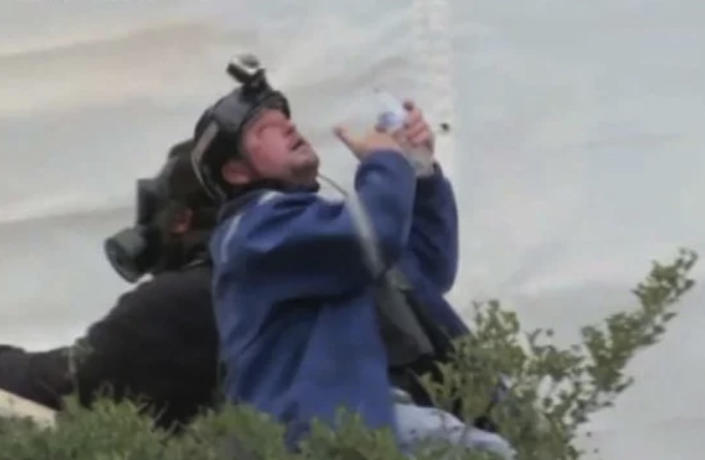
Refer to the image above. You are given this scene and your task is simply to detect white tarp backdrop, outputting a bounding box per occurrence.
[1,1,703,458]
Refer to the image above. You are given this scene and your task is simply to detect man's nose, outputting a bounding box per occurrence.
[285,119,297,133]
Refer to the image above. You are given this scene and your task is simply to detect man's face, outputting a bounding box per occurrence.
[236,108,319,187]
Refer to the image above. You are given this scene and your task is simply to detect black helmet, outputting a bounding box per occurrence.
[190,55,290,201]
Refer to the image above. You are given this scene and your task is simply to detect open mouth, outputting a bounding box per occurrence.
[291,138,305,151]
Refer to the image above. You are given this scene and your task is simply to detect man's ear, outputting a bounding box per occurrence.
[221,158,254,186]
[170,208,193,235]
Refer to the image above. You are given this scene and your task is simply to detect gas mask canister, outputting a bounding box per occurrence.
[104,177,168,283]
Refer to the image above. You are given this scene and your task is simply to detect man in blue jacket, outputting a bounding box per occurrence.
[189,58,514,458]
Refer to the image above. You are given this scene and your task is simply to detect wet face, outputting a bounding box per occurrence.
[223,108,319,188]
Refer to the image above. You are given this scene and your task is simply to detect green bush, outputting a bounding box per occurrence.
[0,249,697,460]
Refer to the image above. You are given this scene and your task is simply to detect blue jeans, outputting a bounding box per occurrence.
[392,389,516,459]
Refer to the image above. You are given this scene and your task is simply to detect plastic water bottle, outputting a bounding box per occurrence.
[374,89,435,177]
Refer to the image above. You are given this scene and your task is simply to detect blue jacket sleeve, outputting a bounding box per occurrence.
[217,151,417,299]
[406,164,459,293]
